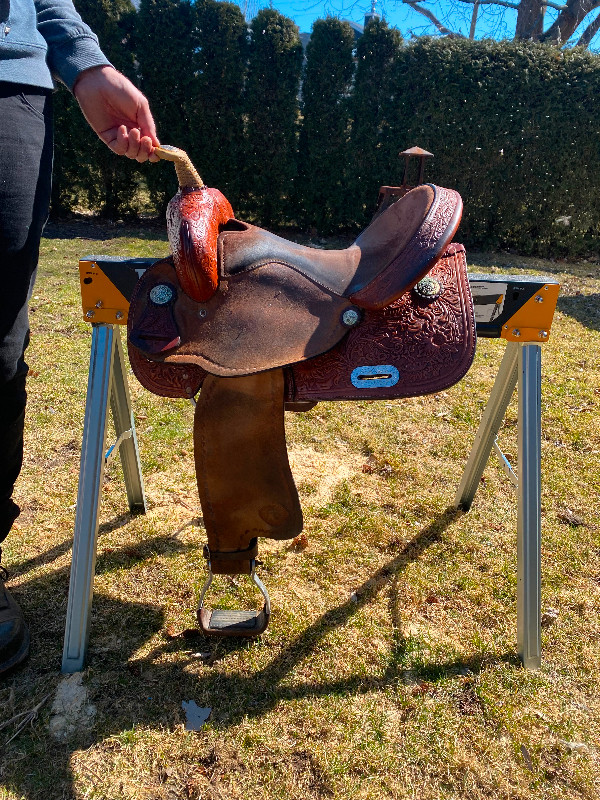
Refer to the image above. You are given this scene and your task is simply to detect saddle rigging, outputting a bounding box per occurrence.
[128,145,476,637]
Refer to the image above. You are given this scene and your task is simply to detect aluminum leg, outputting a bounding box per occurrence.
[110,333,146,513]
[454,342,519,511]
[517,344,542,669]
[61,325,116,673]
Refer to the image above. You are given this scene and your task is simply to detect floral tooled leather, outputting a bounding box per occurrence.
[285,244,475,402]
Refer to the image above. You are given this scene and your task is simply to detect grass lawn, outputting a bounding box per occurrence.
[0,220,599,800]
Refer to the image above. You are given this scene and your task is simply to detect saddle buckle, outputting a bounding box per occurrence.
[197,558,271,638]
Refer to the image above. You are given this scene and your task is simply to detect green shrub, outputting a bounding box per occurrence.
[350,18,403,227]
[191,0,248,207]
[296,17,355,232]
[392,38,600,256]
[51,4,600,257]
[242,8,303,225]
[136,0,198,211]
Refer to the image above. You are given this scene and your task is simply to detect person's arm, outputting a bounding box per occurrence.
[34,0,112,90]
[33,1,159,161]
[73,65,160,162]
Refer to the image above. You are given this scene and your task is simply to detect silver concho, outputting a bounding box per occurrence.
[149,284,174,305]
[341,307,361,327]
[413,276,443,301]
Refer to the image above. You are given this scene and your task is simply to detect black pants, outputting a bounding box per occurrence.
[0,83,53,542]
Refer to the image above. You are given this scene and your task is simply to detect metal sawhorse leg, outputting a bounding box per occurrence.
[61,324,146,673]
[454,341,542,669]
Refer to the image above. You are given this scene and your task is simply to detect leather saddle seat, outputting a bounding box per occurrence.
[130,183,463,376]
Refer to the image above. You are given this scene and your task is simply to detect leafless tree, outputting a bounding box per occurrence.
[301,0,600,48]
[404,0,600,47]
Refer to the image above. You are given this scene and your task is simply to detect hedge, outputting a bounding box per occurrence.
[391,38,600,256]
[52,8,600,257]
[296,17,355,232]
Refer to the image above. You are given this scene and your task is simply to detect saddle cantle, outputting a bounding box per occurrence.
[128,146,475,637]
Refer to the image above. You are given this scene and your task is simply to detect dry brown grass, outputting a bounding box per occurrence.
[0,227,598,800]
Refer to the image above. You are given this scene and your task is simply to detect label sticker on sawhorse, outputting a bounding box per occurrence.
[79,256,160,325]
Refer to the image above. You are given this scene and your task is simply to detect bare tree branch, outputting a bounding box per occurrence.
[469,0,480,37]
[402,1,465,34]
[539,0,600,43]
[577,8,600,42]
[335,0,600,49]
[455,0,567,12]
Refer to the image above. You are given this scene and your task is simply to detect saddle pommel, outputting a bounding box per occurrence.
[155,145,234,303]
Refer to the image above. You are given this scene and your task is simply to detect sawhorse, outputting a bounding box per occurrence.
[454,341,542,669]
[61,324,146,673]
[61,259,559,672]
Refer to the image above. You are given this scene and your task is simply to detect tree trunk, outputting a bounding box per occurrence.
[539,0,600,44]
[515,0,546,38]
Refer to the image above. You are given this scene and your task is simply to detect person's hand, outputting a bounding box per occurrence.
[73,65,160,162]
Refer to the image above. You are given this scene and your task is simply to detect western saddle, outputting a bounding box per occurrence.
[128,146,475,637]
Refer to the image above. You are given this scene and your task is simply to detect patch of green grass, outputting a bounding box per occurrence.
[0,228,599,800]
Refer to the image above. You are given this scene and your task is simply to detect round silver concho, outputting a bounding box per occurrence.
[341,307,361,327]
[413,276,443,301]
[149,284,175,306]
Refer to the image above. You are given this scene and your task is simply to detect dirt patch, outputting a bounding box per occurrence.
[49,673,97,741]
[288,446,358,507]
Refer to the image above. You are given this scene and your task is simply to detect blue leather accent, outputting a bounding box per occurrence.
[350,365,400,389]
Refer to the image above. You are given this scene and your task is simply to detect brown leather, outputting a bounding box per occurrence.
[128,244,475,403]
[349,186,462,310]
[166,186,233,303]
[128,253,356,377]
[286,244,475,401]
[218,185,460,306]
[129,184,462,377]
[194,369,303,575]
[128,337,207,399]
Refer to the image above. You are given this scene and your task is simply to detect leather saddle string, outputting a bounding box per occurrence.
[193,368,303,576]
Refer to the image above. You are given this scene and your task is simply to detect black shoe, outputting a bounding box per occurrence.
[0,559,29,676]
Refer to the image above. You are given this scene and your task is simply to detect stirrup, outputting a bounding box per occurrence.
[197,559,271,637]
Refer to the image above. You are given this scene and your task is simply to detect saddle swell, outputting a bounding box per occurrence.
[166,185,233,303]
[127,161,474,638]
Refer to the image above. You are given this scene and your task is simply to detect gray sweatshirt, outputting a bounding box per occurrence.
[0,0,110,91]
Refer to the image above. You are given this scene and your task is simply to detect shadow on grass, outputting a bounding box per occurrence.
[556,293,600,332]
[7,511,180,581]
[1,507,519,799]
[43,218,168,242]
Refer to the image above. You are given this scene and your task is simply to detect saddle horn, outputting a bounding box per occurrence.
[155,145,204,189]
[156,145,233,303]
